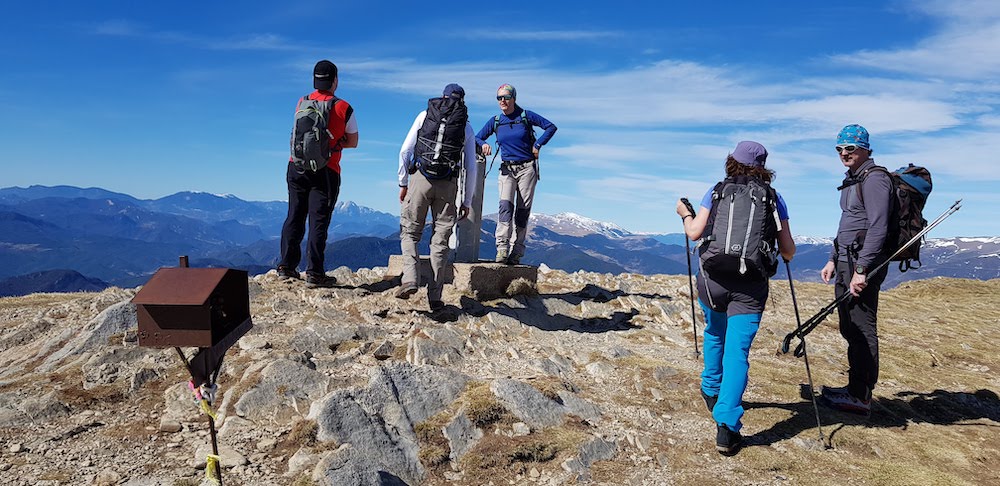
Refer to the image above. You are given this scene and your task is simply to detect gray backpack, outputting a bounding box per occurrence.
[699,176,780,280]
[290,95,338,173]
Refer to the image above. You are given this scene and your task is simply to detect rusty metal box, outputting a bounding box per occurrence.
[132,267,250,348]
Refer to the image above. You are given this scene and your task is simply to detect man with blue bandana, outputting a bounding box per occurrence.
[818,124,893,417]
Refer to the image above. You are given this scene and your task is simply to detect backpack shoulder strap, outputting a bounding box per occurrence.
[856,165,892,205]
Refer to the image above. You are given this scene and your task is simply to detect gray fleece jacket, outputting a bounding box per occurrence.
[830,158,894,268]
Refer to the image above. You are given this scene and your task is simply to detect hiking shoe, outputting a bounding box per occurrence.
[716,424,742,455]
[277,266,300,280]
[429,300,445,312]
[819,388,871,416]
[495,248,509,263]
[701,389,718,413]
[305,273,337,288]
[820,385,850,397]
[395,281,418,300]
[506,253,521,265]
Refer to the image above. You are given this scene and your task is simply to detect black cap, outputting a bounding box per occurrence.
[313,60,337,90]
[443,83,465,101]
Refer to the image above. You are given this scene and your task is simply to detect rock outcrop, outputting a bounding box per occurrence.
[0,270,998,485]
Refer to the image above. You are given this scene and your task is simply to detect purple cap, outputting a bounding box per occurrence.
[443,83,465,100]
[731,141,768,167]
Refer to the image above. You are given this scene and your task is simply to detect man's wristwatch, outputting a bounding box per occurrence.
[855,265,867,275]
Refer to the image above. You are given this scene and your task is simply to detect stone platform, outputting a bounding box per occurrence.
[385,255,538,301]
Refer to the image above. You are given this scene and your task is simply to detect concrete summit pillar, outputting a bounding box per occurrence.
[454,153,487,263]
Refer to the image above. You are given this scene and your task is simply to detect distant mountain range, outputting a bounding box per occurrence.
[1,184,996,296]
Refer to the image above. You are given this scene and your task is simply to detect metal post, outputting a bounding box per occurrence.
[455,153,487,262]
[175,255,222,484]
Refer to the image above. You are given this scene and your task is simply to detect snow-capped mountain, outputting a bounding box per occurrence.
[527,212,632,239]
[793,235,835,245]
[1,185,996,297]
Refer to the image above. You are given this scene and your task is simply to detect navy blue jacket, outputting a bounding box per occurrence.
[475,106,557,162]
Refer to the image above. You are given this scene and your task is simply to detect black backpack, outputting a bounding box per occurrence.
[290,94,339,173]
[415,97,468,179]
[854,164,933,271]
[699,176,780,280]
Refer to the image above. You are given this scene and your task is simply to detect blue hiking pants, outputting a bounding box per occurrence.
[699,301,761,432]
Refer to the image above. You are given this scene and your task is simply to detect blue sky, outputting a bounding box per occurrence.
[1,0,997,238]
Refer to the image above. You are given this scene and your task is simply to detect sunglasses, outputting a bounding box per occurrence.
[835,144,863,154]
[496,94,513,101]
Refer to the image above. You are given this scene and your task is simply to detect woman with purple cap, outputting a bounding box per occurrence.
[675,141,796,455]
[476,83,557,265]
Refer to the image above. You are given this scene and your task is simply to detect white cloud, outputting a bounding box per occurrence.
[87,21,306,51]
[830,1,1000,80]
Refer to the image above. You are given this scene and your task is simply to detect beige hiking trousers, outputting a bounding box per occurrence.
[400,172,459,301]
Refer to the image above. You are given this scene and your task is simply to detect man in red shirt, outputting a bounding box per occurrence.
[277,60,359,288]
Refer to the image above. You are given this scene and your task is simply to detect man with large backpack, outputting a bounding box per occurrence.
[818,124,892,416]
[277,60,359,288]
[395,84,478,311]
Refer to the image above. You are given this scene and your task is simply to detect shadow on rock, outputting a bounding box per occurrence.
[459,288,642,334]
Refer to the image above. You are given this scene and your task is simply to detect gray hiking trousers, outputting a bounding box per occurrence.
[496,160,538,258]
[400,172,459,301]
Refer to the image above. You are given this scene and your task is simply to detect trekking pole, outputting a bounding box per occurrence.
[778,200,962,355]
[783,259,826,447]
[680,198,700,358]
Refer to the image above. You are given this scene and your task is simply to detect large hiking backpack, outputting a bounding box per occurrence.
[290,95,339,173]
[415,97,468,179]
[699,176,780,280]
[857,164,933,271]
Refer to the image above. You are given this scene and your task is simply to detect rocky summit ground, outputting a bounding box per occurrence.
[0,265,998,486]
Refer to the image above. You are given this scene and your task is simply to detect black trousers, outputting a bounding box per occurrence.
[279,164,340,277]
[834,260,888,400]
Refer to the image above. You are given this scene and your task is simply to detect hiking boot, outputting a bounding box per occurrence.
[506,253,521,265]
[819,388,871,416]
[305,273,337,288]
[701,389,718,413]
[277,266,300,280]
[495,248,509,263]
[395,281,418,300]
[429,300,445,312]
[716,424,742,455]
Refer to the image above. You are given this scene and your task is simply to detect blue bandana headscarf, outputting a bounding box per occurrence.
[837,124,870,149]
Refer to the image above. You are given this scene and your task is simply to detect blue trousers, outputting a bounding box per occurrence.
[699,301,761,432]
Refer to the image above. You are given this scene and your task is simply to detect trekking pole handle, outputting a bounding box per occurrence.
[680,198,696,218]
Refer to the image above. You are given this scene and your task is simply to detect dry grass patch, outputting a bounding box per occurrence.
[55,381,126,409]
[392,341,409,361]
[414,410,452,468]
[459,425,588,481]
[527,376,575,401]
[461,382,513,428]
[290,475,318,486]
[334,339,364,354]
[287,419,318,447]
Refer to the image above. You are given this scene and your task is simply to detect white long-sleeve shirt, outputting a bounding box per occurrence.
[397,110,479,208]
